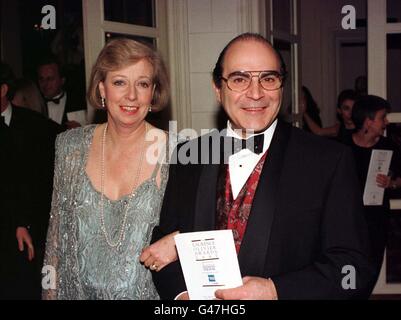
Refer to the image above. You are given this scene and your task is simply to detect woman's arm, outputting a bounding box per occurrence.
[303,113,340,137]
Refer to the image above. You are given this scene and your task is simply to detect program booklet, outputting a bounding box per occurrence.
[363,149,393,206]
[174,230,243,300]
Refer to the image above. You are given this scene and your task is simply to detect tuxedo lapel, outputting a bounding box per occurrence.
[193,132,225,231]
[62,95,69,124]
[238,121,291,276]
[193,163,220,231]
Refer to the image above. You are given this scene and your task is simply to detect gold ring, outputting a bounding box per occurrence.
[150,264,158,271]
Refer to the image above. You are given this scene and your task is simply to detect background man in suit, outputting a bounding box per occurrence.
[1,62,60,299]
[151,33,374,300]
[37,56,86,130]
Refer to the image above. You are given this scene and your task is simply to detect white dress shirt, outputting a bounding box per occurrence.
[1,102,12,126]
[174,120,278,300]
[47,92,66,125]
[226,120,277,200]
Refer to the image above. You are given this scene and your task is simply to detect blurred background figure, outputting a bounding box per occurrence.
[301,89,357,141]
[355,75,368,97]
[12,78,47,115]
[37,55,86,129]
[299,86,322,133]
[1,61,61,299]
[344,95,401,291]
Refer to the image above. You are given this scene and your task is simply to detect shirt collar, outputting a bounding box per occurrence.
[1,102,12,126]
[226,119,277,153]
[48,91,65,100]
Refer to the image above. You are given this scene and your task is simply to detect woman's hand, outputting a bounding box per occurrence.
[376,174,391,189]
[140,231,179,272]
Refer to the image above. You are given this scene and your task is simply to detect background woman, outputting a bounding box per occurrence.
[345,95,401,288]
[302,89,357,140]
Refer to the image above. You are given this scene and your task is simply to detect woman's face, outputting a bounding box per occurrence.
[337,99,355,123]
[365,109,389,137]
[99,59,154,129]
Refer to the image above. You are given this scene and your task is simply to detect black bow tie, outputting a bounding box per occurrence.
[228,134,265,155]
[45,92,64,104]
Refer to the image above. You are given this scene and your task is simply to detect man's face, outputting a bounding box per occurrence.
[214,40,283,135]
[38,63,64,99]
[366,109,389,137]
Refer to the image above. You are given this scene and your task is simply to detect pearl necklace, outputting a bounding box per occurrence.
[100,122,148,248]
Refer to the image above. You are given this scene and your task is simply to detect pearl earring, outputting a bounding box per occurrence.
[148,105,152,112]
[101,98,106,108]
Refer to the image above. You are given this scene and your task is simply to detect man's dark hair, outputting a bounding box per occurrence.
[337,89,358,109]
[37,54,65,78]
[212,33,287,88]
[352,95,390,130]
[0,61,16,100]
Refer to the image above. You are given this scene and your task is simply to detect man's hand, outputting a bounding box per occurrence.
[175,292,189,300]
[140,231,179,272]
[16,227,35,261]
[215,276,278,300]
[376,174,391,189]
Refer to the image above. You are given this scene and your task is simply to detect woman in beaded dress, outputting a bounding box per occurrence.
[42,39,177,300]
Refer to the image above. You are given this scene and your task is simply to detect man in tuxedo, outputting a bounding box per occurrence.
[1,62,60,299]
[37,56,86,130]
[151,33,374,299]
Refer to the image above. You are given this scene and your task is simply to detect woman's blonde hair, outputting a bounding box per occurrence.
[87,38,170,111]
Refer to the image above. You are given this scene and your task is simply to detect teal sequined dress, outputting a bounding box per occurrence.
[43,125,168,300]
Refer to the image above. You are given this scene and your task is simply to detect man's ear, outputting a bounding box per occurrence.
[363,118,372,131]
[61,77,66,87]
[213,81,222,104]
[1,83,8,99]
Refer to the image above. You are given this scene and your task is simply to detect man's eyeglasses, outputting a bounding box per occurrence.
[220,70,285,92]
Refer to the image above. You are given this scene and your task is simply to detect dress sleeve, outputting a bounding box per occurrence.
[42,134,65,300]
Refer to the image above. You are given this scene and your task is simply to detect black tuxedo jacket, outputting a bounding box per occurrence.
[9,106,61,231]
[152,120,374,299]
[60,91,86,126]
[0,105,61,298]
[45,91,86,127]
